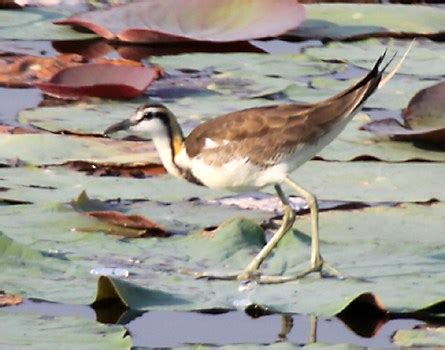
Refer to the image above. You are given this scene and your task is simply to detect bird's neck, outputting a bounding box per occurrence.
[151,114,186,179]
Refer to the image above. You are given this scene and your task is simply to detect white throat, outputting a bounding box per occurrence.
[152,130,182,178]
[133,118,182,178]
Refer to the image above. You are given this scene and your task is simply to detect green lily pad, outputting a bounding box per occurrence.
[0,313,131,350]
[289,4,445,40]
[0,8,97,41]
[318,115,445,162]
[0,134,159,166]
[150,52,345,80]
[0,167,229,204]
[0,155,444,205]
[2,200,444,314]
[89,203,445,314]
[307,73,435,111]
[393,327,445,348]
[18,100,141,135]
[18,97,278,135]
[305,39,445,78]
[285,160,445,203]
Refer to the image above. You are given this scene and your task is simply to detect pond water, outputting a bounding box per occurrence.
[4,298,430,348]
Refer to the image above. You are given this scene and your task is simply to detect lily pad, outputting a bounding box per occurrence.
[404,80,445,130]
[305,39,445,78]
[56,0,305,43]
[89,203,445,314]
[318,115,445,162]
[289,4,445,40]
[0,8,97,41]
[360,81,445,145]
[0,312,131,349]
[0,53,83,88]
[361,118,445,146]
[307,73,435,111]
[150,52,345,80]
[0,166,229,204]
[1,199,445,315]
[37,64,161,100]
[0,133,159,166]
[18,95,278,135]
[393,327,445,348]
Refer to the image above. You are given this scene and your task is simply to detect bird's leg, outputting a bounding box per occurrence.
[192,184,295,281]
[283,177,342,278]
[236,184,296,280]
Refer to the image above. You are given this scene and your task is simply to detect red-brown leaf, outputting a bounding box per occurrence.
[36,64,161,99]
[0,293,23,307]
[56,0,306,44]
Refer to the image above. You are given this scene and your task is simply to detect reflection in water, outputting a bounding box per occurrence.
[4,299,443,348]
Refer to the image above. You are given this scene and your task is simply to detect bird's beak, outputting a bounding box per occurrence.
[103,119,132,137]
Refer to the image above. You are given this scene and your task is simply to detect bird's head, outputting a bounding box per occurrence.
[104,103,175,136]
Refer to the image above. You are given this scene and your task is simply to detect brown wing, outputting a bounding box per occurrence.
[185,103,312,158]
[185,51,389,165]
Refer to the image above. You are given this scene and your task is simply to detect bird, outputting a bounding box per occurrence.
[104,49,409,284]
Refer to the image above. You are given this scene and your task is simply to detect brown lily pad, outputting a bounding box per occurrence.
[0,53,83,88]
[71,191,168,238]
[362,81,445,145]
[361,118,445,145]
[0,292,23,307]
[63,160,166,178]
[55,0,306,44]
[404,81,445,130]
[36,64,161,99]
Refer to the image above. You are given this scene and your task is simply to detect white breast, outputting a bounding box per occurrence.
[188,156,289,191]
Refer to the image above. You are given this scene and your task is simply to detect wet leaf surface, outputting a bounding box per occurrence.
[0,312,131,349]
[56,0,306,43]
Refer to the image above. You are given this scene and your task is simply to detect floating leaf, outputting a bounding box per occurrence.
[361,118,445,146]
[56,0,306,43]
[0,53,83,88]
[0,292,23,306]
[289,4,445,40]
[305,39,445,78]
[71,191,168,238]
[404,81,445,130]
[0,313,131,350]
[393,327,445,348]
[361,81,445,145]
[0,133,159,166]
[319,116,445,161]
[37,64,161,99]
[0,8,97,41]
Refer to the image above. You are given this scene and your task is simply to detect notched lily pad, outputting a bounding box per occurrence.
[37,64,161,99]
[361,81,445,145]
[56,0,306,43]
[71,191,168,238]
